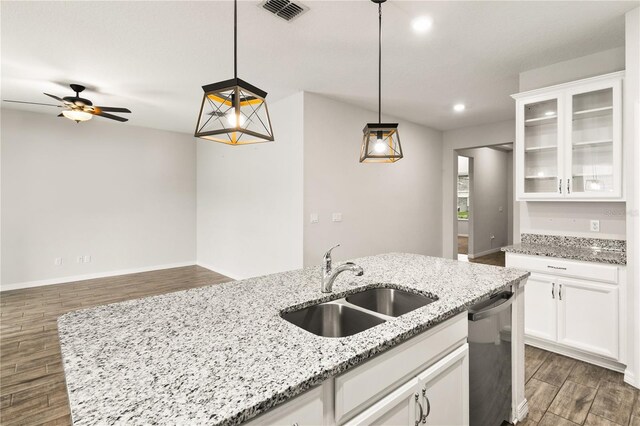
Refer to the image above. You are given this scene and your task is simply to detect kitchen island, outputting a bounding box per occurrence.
[58,253,529,425]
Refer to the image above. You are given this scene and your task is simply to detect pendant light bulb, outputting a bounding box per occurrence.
[374,132,386,153]
[226,108,246,127]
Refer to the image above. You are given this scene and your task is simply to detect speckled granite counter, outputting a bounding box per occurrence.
[501,234,626,265]
[58,253,529,425]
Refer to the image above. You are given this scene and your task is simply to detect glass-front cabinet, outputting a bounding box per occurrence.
[514,72,623,201]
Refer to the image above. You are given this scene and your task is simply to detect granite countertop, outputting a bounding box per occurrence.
[58,253,529,426]
[501,234,626,265]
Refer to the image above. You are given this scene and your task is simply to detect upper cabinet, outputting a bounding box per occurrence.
[513,72,623,201]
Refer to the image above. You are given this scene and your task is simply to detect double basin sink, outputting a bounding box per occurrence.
[282,287,436,338]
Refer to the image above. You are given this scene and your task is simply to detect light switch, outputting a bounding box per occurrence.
[84,255,92,263]
[310,213,319,223]
[54,257,63,266]
[332,213,343,222]
[498,206,503,212]
[590,220,600,232]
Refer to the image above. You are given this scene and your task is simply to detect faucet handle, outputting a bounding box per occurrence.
[323,244,341,265]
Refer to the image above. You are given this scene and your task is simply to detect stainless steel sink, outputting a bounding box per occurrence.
[282,303,386,338]
[346,288,435,317]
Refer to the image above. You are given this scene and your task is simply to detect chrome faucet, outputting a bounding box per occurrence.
[322,244,364,293]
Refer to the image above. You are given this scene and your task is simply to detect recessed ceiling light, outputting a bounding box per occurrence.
[453,103,466,112]
[411,16,433,34]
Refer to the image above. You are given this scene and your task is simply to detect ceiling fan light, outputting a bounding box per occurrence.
[62,110,93,122]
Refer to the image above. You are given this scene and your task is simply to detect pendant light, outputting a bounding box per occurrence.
[194,0,274,145]
[359,0,403,163]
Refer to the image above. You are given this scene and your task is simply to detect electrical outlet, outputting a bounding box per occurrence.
[310,213,319,224]
[332,213,342,222]
[83,255,91,263]
[54,257,63,266]
[590,220,600,232]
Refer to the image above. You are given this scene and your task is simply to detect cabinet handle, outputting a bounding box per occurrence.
[559,178,563,194]
[414,393,424,426]
[559,284,562,301]
[422,388,431,421]
[567,178,571,194]
[547,265,567,271]
[551,283,555,299]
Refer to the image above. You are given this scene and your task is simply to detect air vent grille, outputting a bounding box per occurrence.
[261,0,308,22]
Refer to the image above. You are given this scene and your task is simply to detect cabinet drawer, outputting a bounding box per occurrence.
[244,386,323,426]
[335,312,467,424]
[506,253,618,283]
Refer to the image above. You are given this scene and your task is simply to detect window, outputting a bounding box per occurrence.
[457,175,469,219]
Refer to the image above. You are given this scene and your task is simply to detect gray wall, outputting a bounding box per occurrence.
[196,92,304,279]
[517,47,627,240]
[303,93,443,266]
[1,108,196,288]
[459,147,510,257]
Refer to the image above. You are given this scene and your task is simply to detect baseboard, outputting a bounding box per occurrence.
[196,262,243,281]
[468,247,502,259]
[514,399,529,423]
[0,261,197,292]
[624,369,639,390]
[525,336,626,372]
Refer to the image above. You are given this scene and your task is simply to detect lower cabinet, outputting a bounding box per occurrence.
[244,386,323,426]
[345,344,469,426]
[508,253,624,364]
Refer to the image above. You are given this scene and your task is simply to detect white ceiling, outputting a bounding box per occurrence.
[1,1,635,133]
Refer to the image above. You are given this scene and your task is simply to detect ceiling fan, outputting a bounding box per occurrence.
[3,84,131,123]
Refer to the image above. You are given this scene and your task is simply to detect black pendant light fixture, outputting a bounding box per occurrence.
[194,0,274,145]
[360,0,403,163]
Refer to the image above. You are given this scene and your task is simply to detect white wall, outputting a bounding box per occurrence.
[517,48,627,240]
[442,119,515,259]
[303,93,443,266]
[1,108,196,289]
[624,7,640,389]
[196,92,304,279]
[459,147,510,257]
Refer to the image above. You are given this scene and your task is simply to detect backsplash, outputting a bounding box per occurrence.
[521,233,626,252]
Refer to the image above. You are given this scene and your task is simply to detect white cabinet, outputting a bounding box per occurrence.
[244,386,323,426]
[557,278,619,359]
[346,344,469,426]
[513,72,623,201]
[507,253,625,368]
[524,274,557,342]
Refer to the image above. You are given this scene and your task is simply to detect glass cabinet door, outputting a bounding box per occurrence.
[567,86,618,196]
[522,97,562,196]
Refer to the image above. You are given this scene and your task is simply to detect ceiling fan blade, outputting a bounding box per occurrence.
[3,99,61,107]
[93,111,128,122]
[95,106,131,113]
[44,93,65,102]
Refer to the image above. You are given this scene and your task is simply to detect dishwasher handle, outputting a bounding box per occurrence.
[468,291,514,322]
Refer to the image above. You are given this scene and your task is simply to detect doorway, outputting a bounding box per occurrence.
[457,155,471,261]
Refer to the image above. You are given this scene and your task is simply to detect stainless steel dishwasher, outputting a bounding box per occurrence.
[468,290,515,426]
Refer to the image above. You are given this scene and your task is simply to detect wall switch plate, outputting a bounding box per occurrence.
[498,206,503,212]
[55,257,63,266]
[83,255,91,263]
[590,220,600,232]
[332,213,342,222]
[310,213,319,223]
[77,256,84,264]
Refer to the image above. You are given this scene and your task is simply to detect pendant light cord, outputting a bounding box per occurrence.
[378,2,382,124]
[234,0,238,79]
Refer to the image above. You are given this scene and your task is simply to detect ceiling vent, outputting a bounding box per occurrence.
[260,0,308,22]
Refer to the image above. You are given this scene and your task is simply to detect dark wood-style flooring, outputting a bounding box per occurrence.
[1,265,638,425]
[0,266,231,425]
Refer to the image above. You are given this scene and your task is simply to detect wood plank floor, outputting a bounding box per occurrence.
[0,266,231,425]
[469,250,506,267]
[522,346,640,426]
[2,265,638,425]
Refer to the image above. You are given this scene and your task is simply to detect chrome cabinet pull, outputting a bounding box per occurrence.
[559,284,563,300]
[421,388,431,422]
[551,283,555,299]
[414,393,424,426]
[567,178,571,194]
[559,178,563,193]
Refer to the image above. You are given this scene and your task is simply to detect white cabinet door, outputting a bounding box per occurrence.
[343,377,419,426]
[516,93,565,200]
[557,278,619,359]
[564,79,622,199]
[417,344,469,426]
[524,273,558,342]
